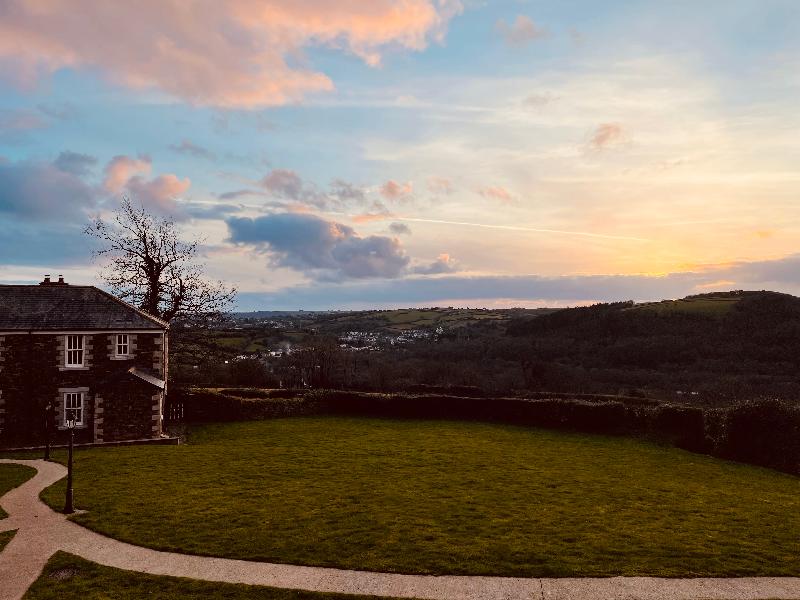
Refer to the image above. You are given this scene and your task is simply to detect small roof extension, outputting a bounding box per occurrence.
[0,276,168,331]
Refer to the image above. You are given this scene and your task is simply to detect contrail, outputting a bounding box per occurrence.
[393,217,650,242]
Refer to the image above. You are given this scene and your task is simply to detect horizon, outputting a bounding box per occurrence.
[1,1,799,310]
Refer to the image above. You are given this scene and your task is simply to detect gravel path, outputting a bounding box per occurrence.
[1,458,799,600]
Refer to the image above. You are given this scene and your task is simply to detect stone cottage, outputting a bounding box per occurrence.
[0,276,169,447]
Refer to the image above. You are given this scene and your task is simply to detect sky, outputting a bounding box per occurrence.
[0,0,799,310]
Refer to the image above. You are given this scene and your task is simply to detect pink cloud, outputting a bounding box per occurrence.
[0,0,462,108]
[413,252,458,274]
[103,155,151,193]
[380,179,413,202]
[495,15,547,46]
[479,185,515,204]
[102,155,190,217]
[588,123,626,150]
[125,173,191,214]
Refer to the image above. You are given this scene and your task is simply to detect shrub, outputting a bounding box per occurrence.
[713,398,800,475]
[650,405,707,452]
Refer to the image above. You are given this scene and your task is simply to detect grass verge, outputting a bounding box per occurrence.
[24,552,395,599]
[0,463,36,551]
[0,462,36,518]
[39,417,800,577]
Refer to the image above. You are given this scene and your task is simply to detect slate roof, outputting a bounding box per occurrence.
[0,285,168,331]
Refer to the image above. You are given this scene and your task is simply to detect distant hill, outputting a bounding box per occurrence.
[506,290,800,403]
[308,307,558,334]
[232,306,558,334]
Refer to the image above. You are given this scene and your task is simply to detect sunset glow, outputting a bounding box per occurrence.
[1,0,798,309]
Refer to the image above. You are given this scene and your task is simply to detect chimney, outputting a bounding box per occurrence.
[57,274,65,285]
[39,274,51,286]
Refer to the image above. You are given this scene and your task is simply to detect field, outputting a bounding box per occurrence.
[311,307,553,333]
[634,296,741,317]
[38,417,800,577]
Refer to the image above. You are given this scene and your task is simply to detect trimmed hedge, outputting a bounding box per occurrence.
[710,398,800,474]
[171,388,799,476]
[175,389,317,422]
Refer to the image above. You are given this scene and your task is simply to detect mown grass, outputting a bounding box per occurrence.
[39,417,800,577]
[0,463,36,551]
[24,552,395,600]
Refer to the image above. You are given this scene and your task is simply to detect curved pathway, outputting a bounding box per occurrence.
[1,459,800,600]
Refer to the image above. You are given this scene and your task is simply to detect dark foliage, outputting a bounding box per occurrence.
[712,398,800,474]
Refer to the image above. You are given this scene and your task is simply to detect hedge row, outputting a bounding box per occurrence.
[176,389,318,422]
[171,389,799,475]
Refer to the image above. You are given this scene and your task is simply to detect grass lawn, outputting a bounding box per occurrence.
[37,417,800,577]
[0,463,36,518]
[0,463,36,551]
[24,552,395,600]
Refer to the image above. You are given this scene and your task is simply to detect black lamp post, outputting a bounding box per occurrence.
[44,402,52,461]
[64,409,76,514]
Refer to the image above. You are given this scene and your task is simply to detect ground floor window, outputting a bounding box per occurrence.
[64,391,85,426]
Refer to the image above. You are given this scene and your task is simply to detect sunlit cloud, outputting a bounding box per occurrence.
[0,0,462,107]
[393,217,650,242]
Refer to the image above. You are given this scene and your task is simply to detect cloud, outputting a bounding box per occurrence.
[103,154,152,193]
[495,15,547,47]
[169,139,216,160]
[102,154,190,217]
[218,189,265,201]
[380,179,413,202]
[260,168,327,208]
[330,179,366,203]
[235,254,800,310]
[124,173,191,216]
[427,176,454,195]
[522,92,556,109]
[227,212,409,279]
[0,1,461,108]
[413,253,458,274]
[478,185,515,204]
[0,107,48,143]
[389,222,412,235]
[184,202,243,220]
[0,158,97,221]
[352,211,394,223]
[0,221,95,266]
[53,151,97,177]
[587,122,626,150]
[0,108,46,132]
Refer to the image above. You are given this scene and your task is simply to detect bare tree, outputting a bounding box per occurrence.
[86,198,236,323]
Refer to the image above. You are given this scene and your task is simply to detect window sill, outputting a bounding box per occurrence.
[110,355,133,360]
[57,424,87,430]
[60,366,89,371]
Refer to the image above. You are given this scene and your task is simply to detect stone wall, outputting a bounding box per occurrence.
[0,330,166,446]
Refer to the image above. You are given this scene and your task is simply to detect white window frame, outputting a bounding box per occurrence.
[65,335,84,367]
[63,391,85,427]
[115,333,130,357]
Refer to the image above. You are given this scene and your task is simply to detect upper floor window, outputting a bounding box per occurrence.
[116,334,129,357]
[64,391,84,426]
[65,335,84,367]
